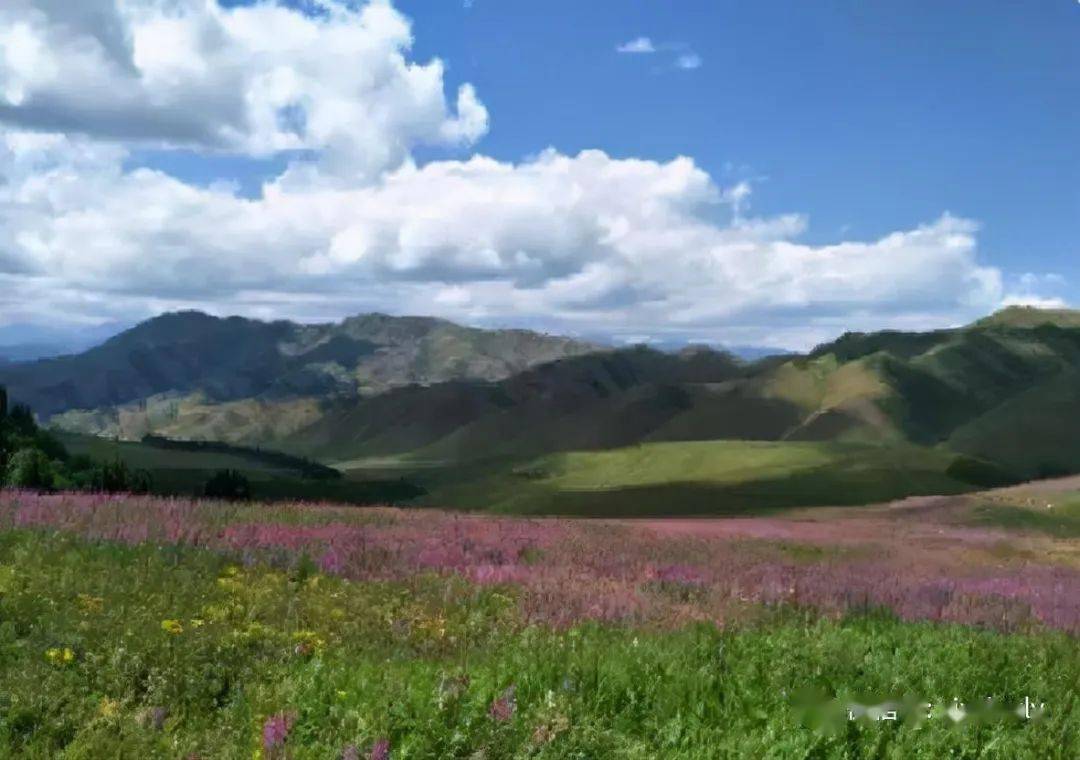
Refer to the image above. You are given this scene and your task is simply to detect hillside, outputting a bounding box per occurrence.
[292,345,759,465]
[0,311,597,441]
[292,307,1080,474]
[291,306,1080,511]
[7,305,1080,514]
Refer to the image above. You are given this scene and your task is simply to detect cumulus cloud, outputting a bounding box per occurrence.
[0,0,487,179]
[0,126,1006,347]
[0,0,1023,349]
[616,37,656,54]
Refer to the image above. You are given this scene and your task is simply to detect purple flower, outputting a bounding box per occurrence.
[262,711,295,752]
[369,738,391,760]
[654,564,706,587]
[319,547,345,575]
[489,685,516,722]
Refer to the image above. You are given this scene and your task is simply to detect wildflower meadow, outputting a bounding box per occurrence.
[0,487,1077,757]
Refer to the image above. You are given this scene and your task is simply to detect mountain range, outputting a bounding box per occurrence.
[3,305,1079,513]
[0,310,597,442]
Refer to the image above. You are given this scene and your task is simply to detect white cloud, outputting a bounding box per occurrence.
[0,0,487,180]
[676,53,702,70]
[0,127,1005,348]
[616,37,703,71]
[616,37,656,54]
[0,1,1017,349]
[999,272,1069,311]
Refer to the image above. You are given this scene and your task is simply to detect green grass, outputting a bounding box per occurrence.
[541,440,840,489]
[57,433,295,476]
[409,441,976,515]
[970,497,1080,538]
[0,529,1076,758]
[56,433,424,505]
[948,371,1080,479]
[975,306,1080,329]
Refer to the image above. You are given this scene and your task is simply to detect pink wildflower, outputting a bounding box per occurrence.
[489,685,516,722]
[262,711,295,753]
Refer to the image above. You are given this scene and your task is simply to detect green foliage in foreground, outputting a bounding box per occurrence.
[0,531,1076,758]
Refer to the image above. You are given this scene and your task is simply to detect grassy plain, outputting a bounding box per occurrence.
[1,484,1078,757]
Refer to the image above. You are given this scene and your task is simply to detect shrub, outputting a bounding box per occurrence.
[945,455,1018,488]
[5,448,55,490]
[6,404,37,437]
[203,469,252,501]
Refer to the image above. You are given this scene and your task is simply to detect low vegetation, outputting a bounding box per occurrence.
[1,489,1077,757]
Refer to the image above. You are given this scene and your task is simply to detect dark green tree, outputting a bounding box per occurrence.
[7,404,36,436]
[5,448,55,490]
[203,469,252,501]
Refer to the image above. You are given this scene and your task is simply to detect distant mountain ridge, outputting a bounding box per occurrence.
[0,310,598,428]
[0,321,128,363]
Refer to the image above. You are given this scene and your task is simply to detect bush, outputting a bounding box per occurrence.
[94,458,153,494]
[97,458,132,493]
[4,448,55,490]
[6,404,37,436]
[30,430,68,462]
[945,455,1018,488]
[203,469,252,501]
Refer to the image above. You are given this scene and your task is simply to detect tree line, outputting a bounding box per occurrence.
[1,384,153,492]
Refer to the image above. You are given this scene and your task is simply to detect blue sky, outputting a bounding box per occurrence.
[1,0,1077,348]
[382,0,1078,285]
[431,1,1078,251]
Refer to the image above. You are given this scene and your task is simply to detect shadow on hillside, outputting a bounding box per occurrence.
[524,465,976,517]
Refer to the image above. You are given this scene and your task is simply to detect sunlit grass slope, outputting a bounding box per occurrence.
[417,440,972,515]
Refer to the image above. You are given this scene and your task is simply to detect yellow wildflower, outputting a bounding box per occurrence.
[45,647,75,666]
[292,629,326,656]
[99,698,120,718]
[76,594,104,614]
[161,619,184,635]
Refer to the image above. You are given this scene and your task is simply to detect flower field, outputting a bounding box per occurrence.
[0,487,1078,757]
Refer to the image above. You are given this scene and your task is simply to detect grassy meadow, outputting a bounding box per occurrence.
[1,486,1078,758]
[396,440,978,515]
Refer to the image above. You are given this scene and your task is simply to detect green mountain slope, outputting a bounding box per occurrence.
[292,346,755,464]
[290,307,1080,512]
[9,305,1080,515]
[0,311,597,441]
